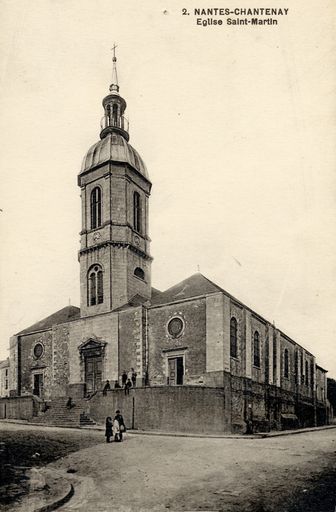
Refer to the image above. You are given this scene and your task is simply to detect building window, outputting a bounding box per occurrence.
[167,317,184,339]
[273,334,277,380]
[230,317,238,358]
[284,349,289,378]
[134,267,145,280]
[294,351,298,384]
[305,360,309,386]
[300,353,304,384]
[5,380,8,390]
[90,187,102,230]
[88,265,103,306]
[310,362,314,389]
[34,343,44,359]
[133,191,141,232]
[253,331,260,368]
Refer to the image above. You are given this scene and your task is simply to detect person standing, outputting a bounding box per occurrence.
[105,416,113,443]
[125,378,132,395]
[121,370,127,387]
[102,380,111,396]
[131,368,137,387]
[114,410,126,442]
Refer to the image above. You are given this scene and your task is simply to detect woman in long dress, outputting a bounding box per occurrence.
[105,416,113,443]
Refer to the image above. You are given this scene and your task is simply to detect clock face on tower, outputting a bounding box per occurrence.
[133,235,140,246]
[93,232,101,242]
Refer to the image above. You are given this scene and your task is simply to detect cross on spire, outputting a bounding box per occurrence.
[111,43,118,62]
[109,43,119,93]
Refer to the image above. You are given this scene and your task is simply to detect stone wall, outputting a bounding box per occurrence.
[147,299,207,386]
[19,330,53,399]
[87,386,229,434]
[0,396,34,420]
[67,312,119,387]
[119,306,144,383]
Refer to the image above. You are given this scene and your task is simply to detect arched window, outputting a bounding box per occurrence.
[134,267,145,280]
[230,317,237,358]
[294,351,298,384]
[284,349,289,378]
[300,353,304,384]
[133,191,141,232]
[90,187,102,230]
[112,104,118,126]
[305,360,309,386]
[88,265,103,306]
[253,331,260,367]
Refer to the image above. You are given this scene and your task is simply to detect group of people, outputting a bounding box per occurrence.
[105,410,126,443]
[122,368,137,394]
[102,368,137,396]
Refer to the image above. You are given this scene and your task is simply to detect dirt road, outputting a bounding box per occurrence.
[53,428,336,511]
[1,423,335,511]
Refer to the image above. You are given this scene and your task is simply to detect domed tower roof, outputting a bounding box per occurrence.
[80,133,149,179]
[79,46,150,182]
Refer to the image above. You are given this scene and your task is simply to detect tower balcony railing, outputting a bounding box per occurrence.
[100,115,129,133]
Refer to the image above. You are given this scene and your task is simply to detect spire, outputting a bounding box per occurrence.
[100,46,129,141]
[109,43,119,93]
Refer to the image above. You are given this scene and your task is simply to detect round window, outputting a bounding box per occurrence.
[167,317,184,338]
[34,343,43,359]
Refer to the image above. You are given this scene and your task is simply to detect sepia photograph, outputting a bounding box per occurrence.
[0,0,335,510]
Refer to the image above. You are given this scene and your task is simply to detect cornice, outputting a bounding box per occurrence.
[80,222,151,241]
[79,240,153,261]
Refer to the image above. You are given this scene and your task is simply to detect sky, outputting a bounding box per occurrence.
[0,0,335,376]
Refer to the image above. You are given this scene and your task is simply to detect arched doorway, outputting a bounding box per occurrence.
[79,339,106,394]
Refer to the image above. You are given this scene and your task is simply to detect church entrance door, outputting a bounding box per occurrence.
[33,373,43,397]
[85,356,102,394]
[168,357,184,385]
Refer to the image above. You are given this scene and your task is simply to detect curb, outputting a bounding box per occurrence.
[34,482,74,512]
[9,468,75,512]
[2,419,335,439]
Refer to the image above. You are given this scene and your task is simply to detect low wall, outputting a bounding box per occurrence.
[88,386,229,434]
[0,396,34,420]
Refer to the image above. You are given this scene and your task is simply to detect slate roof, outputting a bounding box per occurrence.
[150,273,222,306]
[17,306,80,335]
[0,358,9,369]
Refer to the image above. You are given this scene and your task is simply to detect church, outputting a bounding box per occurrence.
[3,54,328,433]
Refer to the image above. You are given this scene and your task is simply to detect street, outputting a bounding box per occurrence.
[1,423,336,511]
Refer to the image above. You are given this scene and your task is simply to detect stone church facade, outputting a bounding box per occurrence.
[5,56,328,431]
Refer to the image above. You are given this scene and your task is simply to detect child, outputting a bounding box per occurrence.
[105,416,113,443]
[113,410,126,442]
[113,417,121,442]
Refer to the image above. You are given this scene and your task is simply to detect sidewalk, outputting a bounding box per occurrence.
[1,418,335,439]
[77,422,336,439]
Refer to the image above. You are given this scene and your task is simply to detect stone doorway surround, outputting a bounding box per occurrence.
[78,338,107,395]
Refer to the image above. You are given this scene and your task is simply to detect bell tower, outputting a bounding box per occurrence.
[78,47,152,318]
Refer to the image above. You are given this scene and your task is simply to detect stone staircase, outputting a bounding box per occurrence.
[80,412,97,427]
[30,397,86,428]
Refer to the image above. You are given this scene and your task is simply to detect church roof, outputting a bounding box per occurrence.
[150,273,222,306]
[80,133,149,180]
[0,358,9,369]
[17,306,80,336]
